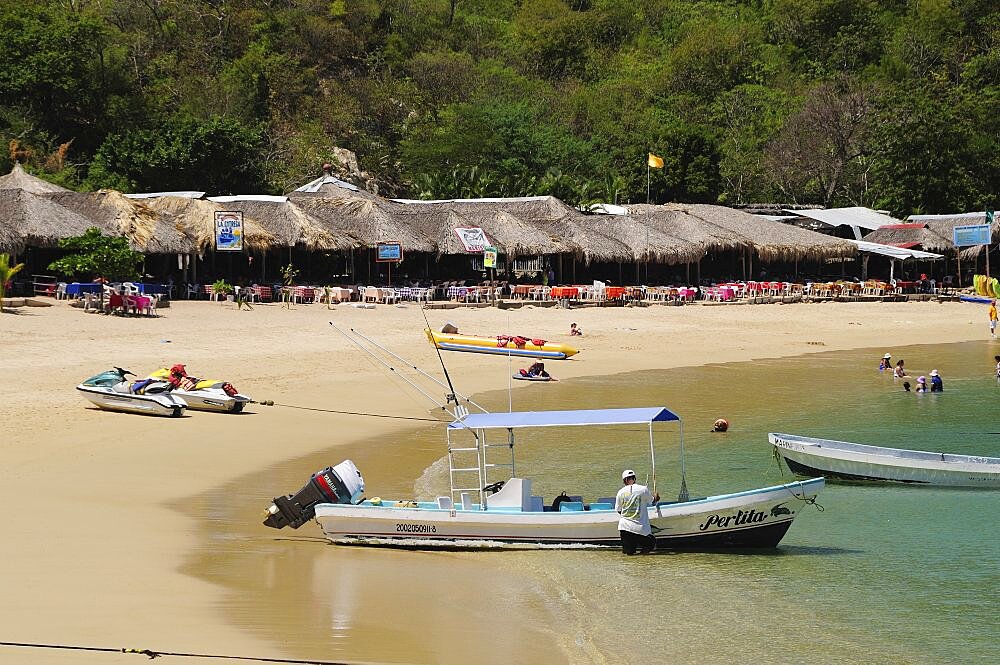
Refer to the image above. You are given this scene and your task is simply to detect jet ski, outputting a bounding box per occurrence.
[146,365,251,413]
[76,368,187,417]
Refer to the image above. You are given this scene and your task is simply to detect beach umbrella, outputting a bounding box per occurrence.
[0,163,71,194]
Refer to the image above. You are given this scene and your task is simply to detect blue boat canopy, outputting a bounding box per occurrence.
[448,407,680,430]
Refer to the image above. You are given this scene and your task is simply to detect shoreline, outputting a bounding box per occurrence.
[0,299,990,664]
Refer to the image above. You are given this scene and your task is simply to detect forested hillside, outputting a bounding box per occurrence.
[2,0,998,214]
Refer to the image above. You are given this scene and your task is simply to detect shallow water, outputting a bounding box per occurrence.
[183,341,1000,663]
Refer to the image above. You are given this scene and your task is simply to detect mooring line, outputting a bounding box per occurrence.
[0,640,350,664]
[256,401,443,423]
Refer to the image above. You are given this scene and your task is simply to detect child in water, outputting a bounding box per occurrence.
[903,381,911,392]
[915,376,928,393]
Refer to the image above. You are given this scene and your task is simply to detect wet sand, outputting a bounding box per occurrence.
[0,297,988,663]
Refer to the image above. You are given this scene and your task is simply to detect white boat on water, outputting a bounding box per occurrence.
[769,433,1000,487]
[264,408,824,550]
[76,368,187,418]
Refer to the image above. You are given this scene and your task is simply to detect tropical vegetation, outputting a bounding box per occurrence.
[2,0,998,216]
[47,228,143,281]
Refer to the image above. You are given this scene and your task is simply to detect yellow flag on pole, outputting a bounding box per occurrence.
[648,153,664,169]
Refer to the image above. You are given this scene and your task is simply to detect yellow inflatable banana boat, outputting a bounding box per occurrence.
[425,329,579,359]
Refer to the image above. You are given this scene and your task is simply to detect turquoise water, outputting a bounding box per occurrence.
[190,341,1000,663]
[415,341,1000,663]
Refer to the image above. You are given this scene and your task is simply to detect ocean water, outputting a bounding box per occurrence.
[185,341,1000,664]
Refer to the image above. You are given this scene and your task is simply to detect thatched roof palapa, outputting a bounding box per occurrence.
[863,224,953,253]
[624,204,747,257]
[140,196,278,252]
[0,163,71,194]
[667,203,856,261]
[586,213,704,265]
[0,188,97,253]
[209,197,354,251]
[291,197,432,252]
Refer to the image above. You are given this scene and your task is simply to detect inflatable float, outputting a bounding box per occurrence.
[513,373,554,382]
[960,295,994,304]
[425,329,579,359]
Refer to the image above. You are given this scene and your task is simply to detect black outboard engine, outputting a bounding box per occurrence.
[263,460,365,529]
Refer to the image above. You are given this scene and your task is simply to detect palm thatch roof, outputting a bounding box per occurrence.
[624,204,747,255]
[209,198,354,250]
[667,203,856,261]
[292,197,431,252]
[46,190,193,254]
[0,163,71,194]
[391,202,570,257]
[585,212,705,264]
[862,224,953,252]
[0,188,96,253]
[534,215,633,264]
[140,196,279,252]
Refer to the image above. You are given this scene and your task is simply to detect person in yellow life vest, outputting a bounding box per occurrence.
[614,470,659,555]
[989,300,998,339]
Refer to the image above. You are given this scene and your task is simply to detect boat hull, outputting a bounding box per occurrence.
[313,478,823,550]
[770,433,1000,487]
[76,385,186,417]
[426,330,578,360]
[171,389,250,413]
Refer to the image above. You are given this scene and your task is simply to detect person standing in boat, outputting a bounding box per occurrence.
[615,470,659,555]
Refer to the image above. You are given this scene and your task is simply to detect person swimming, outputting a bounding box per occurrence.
[879,353,892,372]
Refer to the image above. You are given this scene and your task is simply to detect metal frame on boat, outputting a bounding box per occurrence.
[770,433,1000,487]
[303,408,823,550]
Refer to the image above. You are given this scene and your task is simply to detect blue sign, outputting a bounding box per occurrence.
[953,224,991,247]
[214,211,244,251]
[376,242,402,262]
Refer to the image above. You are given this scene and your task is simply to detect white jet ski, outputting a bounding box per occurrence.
[146,366,252,413]
[76,368,187,417]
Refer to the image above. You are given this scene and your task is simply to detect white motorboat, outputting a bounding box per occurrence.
[769,433,1000,487]
[146,367,251,413]
[264,408,825,550]
[76,368,187,418]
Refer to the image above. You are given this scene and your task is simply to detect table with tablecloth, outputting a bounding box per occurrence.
[604,286,626,300]
[65,282,103,297]
[549,286,579,299]
[510,285,533,298]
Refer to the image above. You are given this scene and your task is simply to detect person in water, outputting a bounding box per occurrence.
[893,360,907,378]
[929,369,943,392]
[994,355,1000,379]
[615,470,659,555]
[570,322,583,336]
[915,376,928,393]
[879,353,892,371]
[902,381,911,392]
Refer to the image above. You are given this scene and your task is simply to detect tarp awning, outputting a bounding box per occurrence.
[787,207,902,231]
[448,407,680,430]
[848,239,943,260]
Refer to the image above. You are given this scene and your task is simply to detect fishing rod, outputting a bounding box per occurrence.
[329,321,451,414]
[420,306,462,409]
[346,326,487,413]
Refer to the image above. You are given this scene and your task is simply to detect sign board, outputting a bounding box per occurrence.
[953,224,991,247]
[483,246,498,269]
[214,211,244,251]
[454,227,491,253]
[376,242,403,262]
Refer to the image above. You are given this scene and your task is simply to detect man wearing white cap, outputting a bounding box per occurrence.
[615,470,660,555]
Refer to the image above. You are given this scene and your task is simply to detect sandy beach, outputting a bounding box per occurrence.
[0,297,989,664]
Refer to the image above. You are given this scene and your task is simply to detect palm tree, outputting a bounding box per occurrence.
[0,253,25,313]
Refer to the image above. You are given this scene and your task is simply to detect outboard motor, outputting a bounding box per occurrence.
[263,460,365,529]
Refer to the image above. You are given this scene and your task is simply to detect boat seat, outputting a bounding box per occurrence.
[558,501,585,512]
[597,497,616,505]
[527,496,544,512]
[588,503,614,511]
[436,496,453,510]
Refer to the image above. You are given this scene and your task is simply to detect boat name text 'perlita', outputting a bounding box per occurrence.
[698,508,772,531]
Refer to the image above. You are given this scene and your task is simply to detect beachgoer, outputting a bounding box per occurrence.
[893,360,906,378]
[990,300,998,338]
[570,322,583,336]
[526,362,549,378]
[903,381,911,392]
[995,355,1000,379]
[930,369,943,392]
[915,376,928,393]
[615,470,659,555]
[879,353,892,372]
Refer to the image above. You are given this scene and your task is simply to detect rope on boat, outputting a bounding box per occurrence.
[772,448,824,511]
[252,401,443,423]
[0,640,350,664]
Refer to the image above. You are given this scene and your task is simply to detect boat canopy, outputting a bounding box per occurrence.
[448,407,680,430]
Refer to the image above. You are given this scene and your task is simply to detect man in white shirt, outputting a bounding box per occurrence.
[615,469,660,555]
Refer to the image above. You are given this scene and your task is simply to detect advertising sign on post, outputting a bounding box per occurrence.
[454,227,491,253]
[376,242,403,262]
[214,211,244,251]
[483,246,498,269]
[953,224,991,247]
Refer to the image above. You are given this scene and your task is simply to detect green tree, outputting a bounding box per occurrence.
[47,228,143,282]
[0,253,25,312]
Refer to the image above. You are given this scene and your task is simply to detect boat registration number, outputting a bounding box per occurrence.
[396,523,437,533]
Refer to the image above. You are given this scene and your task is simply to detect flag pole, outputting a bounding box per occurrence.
[646,160,650,205]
